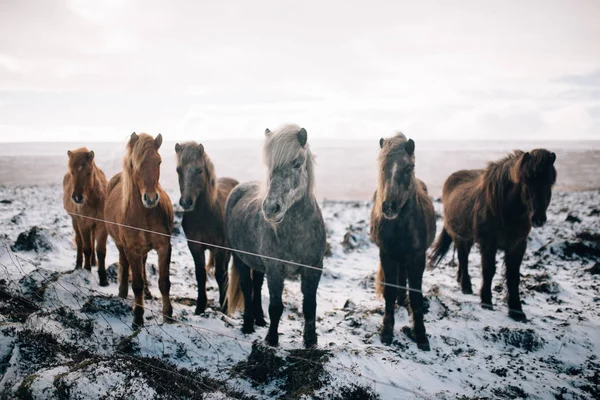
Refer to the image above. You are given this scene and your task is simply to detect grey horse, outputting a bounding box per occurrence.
[225,124,326,348]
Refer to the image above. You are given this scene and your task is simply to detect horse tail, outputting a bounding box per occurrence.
[224,260,244,316]
[428,227,453,270]
[375,263,385,299]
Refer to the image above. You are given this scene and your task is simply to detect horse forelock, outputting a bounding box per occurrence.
[121,133,161,209]
[376,133,414,196]
[263,124,315,195]
[178,142,218,202]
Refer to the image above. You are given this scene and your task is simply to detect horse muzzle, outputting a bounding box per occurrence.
[71,193,84,205]
[142,192,160,208]
[382,200,399,220]
[179,196,195,211]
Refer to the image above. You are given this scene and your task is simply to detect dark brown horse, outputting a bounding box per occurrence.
[175,141,238,314]
[429,149,557,321]
[370,133,436,351]
[105,132,174,328]
[63,148,109,286]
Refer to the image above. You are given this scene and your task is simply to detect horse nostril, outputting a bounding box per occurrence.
[153,193,159,203]
[273,203,281,214]
[143,193,148,202]
[390,201,398,212]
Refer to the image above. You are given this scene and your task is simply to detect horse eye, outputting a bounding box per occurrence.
[293,161,302,169]
[197,169,203,175]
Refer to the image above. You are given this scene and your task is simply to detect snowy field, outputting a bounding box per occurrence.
[0,184,598,399]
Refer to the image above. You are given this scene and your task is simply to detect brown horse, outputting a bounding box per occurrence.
[63,148,109,286]
[370,133,436,351]
[105,132,174,328]
[429,149,557,321]
[175,141,238,314]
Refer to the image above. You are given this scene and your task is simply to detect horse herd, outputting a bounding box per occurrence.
[62,124,557,351]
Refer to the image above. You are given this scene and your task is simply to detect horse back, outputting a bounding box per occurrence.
[216,177,239,210]
[441,169,483,241]
[107,172,122,196]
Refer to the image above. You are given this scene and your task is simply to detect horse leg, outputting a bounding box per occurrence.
[456,240,473,294]
[213,249,229,312]
[480,241,497,310]
[408,253,430,351]
[95,224,109,287]
[73,221,83,269]
[233,255,255,334]
[142,254,151,300]
[81,227,93,271]
[505,240,527,322]
[190,243,207,314]
[90,229,96,267]
[157,244,173,323]
[252,270,267,326]
[380,250,398,345]
[126,251,145,328]
[397,262,408,308]
[117,246,129,299]
[301,269,321,348]
[265,270,284,346]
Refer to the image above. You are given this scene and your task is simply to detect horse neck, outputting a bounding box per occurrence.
[194,185,218,213]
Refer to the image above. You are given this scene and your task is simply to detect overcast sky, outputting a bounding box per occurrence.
[0,0,599,142]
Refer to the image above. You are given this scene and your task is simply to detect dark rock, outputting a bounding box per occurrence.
[106,263,119,284]
[343,299,356,310]
[586,263,600,275]
[565,213,581,223]
[0,199,12,204]
[11,226,52,252]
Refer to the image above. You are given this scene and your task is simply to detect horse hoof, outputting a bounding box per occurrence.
[99,279,109,287]
[132,318,144,330]
[265,333,279,347]
[144,291,153,300]
[509,310,528,322]
[481,302,494,310]
[241,325,255,334]
[194,306,206,315]
[255,317,268,327]
[163,315,175,324]
[380,332,393,345]
[461,286,473,295]
[304,334,317,348]
[417,340,431,351]
[118,290,128,299]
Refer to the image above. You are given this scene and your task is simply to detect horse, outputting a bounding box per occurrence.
[370,133,436,351]
[225,124,326,348]
[429,149,557,321]
[104,132,174,328]
[175,141,238,314]
[63,147,109,286]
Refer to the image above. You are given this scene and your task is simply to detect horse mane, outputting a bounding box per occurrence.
[258,123,316,200]
[479,150,525,222]
[179,142,218,205]
[121,133,159,210]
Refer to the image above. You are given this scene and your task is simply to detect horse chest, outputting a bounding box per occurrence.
[379,218,420,254]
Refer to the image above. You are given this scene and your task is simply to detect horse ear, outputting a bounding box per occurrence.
[265,128,272,138]
[550,152,556,165]
[154,133,163,149]
[197,143,204,156]
[405,139,415,156]
[88,150,94,161]
[67,150,72,158]
[522,152,531,164]
[129,132,138,147]
[175,143,182,154]
[379,138,385,149]
[297,128,307,147]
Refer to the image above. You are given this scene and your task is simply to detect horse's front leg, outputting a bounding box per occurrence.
[252,270,267,327]
[117,245,129,298]
[480,240,498,310]
[142,254,151,299]
[73,221,83,269]
[95,224,109,286]
[157,243,173,323]
[265,269,284,346]
[189,243,207,314]
[125,250,145,328]
[407,253,430,351]
[81,227,93,271]
[301,268,321,348]
[380,250,398,345]
[505,240,527,321]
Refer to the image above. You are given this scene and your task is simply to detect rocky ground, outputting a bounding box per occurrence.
[0,184,598,399]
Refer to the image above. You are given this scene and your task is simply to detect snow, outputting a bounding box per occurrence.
[0,184,599,399]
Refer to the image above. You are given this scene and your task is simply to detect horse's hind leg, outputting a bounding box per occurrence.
[95,224,109,286]
[190,243,207,314]
[505,240,527,322]
[456,240,473,294]
[214,249,229,312]
[407,253,430,351]
[117,246,130,299]
[233,255,255,334]
[252,270,267,326]
[379,250,398,345]
[301,269,321,348]
[265,270,284,346]
[90,229,96,267]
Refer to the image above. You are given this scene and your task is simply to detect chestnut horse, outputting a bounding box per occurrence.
[429,149,556,321]
[175,141,238,314]
[370,133,436,351]
[105,133,174,328]
[63,148,109,286]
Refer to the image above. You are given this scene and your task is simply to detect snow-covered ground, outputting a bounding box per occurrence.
[0,184,598,399]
